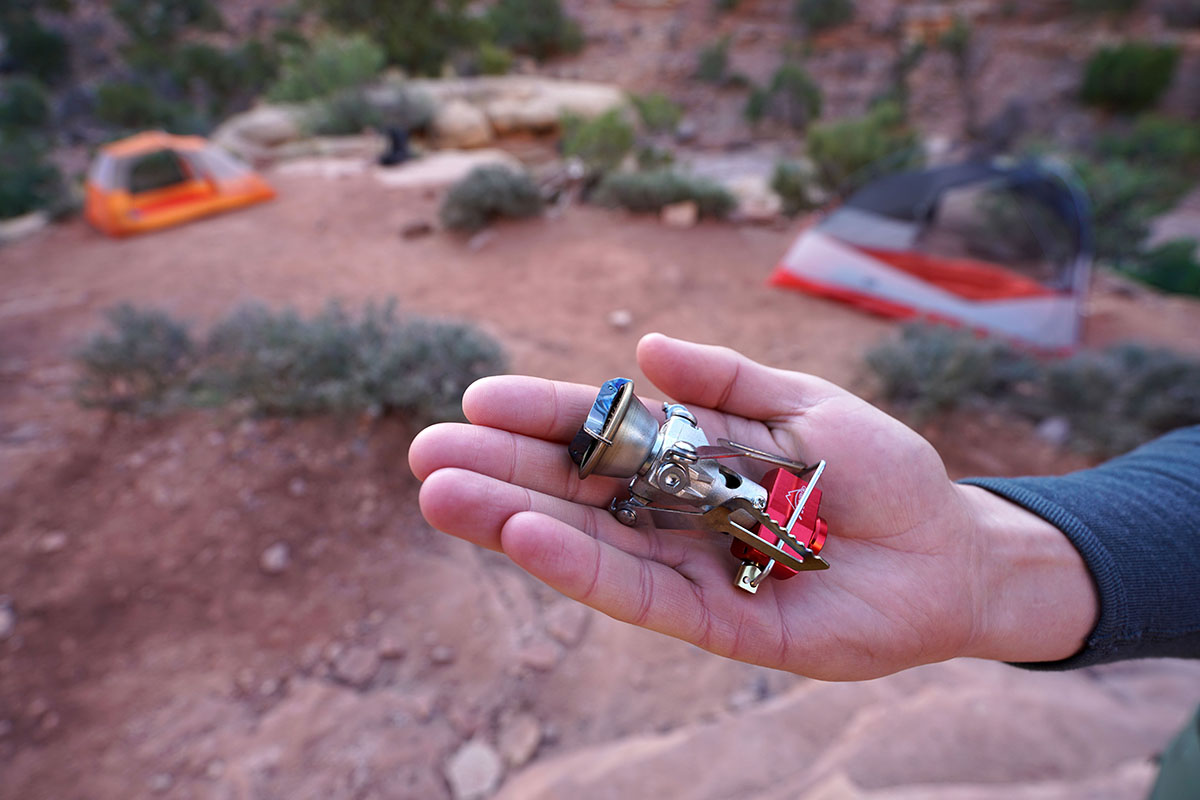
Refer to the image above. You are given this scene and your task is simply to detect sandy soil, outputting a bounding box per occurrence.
[1,164,1199,800]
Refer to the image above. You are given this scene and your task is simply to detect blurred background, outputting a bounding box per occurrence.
[2,1,1199,798]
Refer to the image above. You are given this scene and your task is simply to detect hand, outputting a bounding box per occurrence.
[409,334,1097,680]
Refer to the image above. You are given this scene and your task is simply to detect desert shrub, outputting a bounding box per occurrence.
[635,144,675,170]
[631,92,682,134]
[866,323,1200,456]
[1072,0,1140,11]
[1095,114,1200,169]
[0,134,65,219]
[1080,42,1180,113]
[714,0,742,11]
[167,41,279,118]
[561,110,636,174]
[0,77,50,131]
[694,35,731,84]
[267,33,385,103]
[1161,0,1200,27]
[592,169,736,218]
[1122,238,1200,296]
[746,62,822,130]
[806,100,920,194]
[112,0,223,45]
[305,88,383,136]
[865,324,1038,422]
[374,84,435,132]
[438,165,544,232]
[477,42,514,75]
[793,0,855,31]
[75,302,507,422]
[771,160,818,216]
[1072,156,1189,264]
[3,20,71,83]
[75,304,194,413]
[95,81,188,130]
[486,0,584,60]
[312,0,481,76]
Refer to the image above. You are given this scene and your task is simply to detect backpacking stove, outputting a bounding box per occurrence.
[567,378,830,594]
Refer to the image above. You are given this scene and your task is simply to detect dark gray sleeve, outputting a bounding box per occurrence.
[960,425,1200,670]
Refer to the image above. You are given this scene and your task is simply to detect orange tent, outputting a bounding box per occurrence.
[85,131,274,237]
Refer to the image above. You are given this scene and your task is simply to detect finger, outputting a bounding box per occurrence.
[409,422,624,507]
[636,333,842,422]
[461,375,603,443]
[419,468,699,564]
[501,511,713,642]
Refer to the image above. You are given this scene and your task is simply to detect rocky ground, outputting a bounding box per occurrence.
[2,161,1200,799]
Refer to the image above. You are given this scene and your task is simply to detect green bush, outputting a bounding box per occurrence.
[0,134,65,219]
[635,144,675,170]
[112,0,223,45]
[486,0,584,60]
[771,160,818,216]
[0,77,50,131]
[312,0,481,76]
[793,0,855,31]
[867,323,1200,456]
[75,301,507,422]
[167,41,279,117]
[714,0,742,11]
[631,92,683,134]
[438,165,544,232]
[75,304,195,413]
[694,35,731,84]
[95,81,189,130]
[1072,0,1140,11]
[806,100,920,194]
[1080,42,1180,113]
[267,33,385,103]
[561,110,635,174]
[1095,114,1200,169]
[305,88,383,136]
[3,20,71,83]
[477,42,514,75]
[1122,238,1200,296]
[746,62,822,130]
[592,169,737,218]
[1072,156,1189,264]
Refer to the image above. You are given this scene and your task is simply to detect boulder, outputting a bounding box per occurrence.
[412,76,628,137]
[373,149,522,191]
[212,105,305,162]
[725,175,783,224]
[432,100,493,149]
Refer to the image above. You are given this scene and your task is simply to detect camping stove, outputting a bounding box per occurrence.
[567,378,830,593]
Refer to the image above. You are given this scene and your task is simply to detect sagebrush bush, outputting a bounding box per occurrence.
[561,110,635,174]
[95,81,189,130]
[866,323,1200,456]
[75,301,506,423]
[806,101,920,194]
[694,36,731,84]
[3,20,71,83]
[312,0,480,76]
[1095,114,1200,169]
[592,169,736,218]
[1080,42,1179,113]
[793,0,855,30]
[305,88,383,136]
[0,134,66,219]
[1072,156,1188,264]
[0,77,50,131]
[1122,238,1200,297]
[1071,0,1140,12]
[477,42,514,75]
[771,160,818,216]
[267,33,385,103]
[373,83,435,132]
[631,92,682,134]
[75,305,194,413]
[746,62,822,130]
[439,165,544,232]
[486,0,584,60]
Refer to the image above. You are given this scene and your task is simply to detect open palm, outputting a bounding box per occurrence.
[410,334,1089,680]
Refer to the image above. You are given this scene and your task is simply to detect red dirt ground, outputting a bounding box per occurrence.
[2,168,1199,799]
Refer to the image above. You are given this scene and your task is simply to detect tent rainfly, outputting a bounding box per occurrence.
[85,131,274,237]
[770,160,1093,350]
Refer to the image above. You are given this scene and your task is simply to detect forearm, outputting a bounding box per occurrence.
[958,485,1099,664]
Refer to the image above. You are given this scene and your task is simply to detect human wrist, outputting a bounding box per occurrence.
[958,485,1099,664]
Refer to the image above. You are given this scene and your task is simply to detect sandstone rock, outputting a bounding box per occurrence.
[401,220,434,239]
[661,201,698,228]
[0,600,14,640]
[0,211,49,245]
[430,645,457,665]
[606,309,633,332]
[332,646,380,688]
[725,175,783,224]
[517,638,563,671]
[1035,416,1070,447]
[259,542,291,575]
[212,105,304,161]
[445,739,503,800]
[498,713,542,768]
[373,149,522,191]
[485,96,560,135]
[433,100,493,149]
[36,531,69,554]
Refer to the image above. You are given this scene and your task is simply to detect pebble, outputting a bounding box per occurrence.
[333,645,380,688]
[259,542,291,575]
[287,477,307,497]
[498,713,542,767]
[1035,416,1071,447]
[37,531,69,554]
[205,760,225,780]
[148,773,173,794]
[377,635,405,660]
[0,719,12,737]
[445,739,503,800]
[606,309,633,331]
[401,220,434,239]
[517,639,563,672]
[0,601,14,640]
[543,602,588,646]
[430,645,456,666]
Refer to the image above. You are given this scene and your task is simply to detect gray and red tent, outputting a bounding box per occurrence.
[771,160,1093,350]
